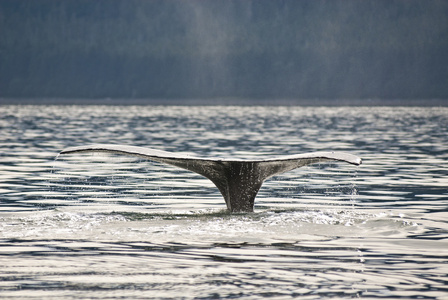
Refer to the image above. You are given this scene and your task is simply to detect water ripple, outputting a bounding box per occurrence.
[1,105,447,299]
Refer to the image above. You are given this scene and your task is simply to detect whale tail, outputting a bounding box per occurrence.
[60,144,362,212]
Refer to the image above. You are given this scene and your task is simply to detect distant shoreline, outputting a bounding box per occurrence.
[0,98,447,106]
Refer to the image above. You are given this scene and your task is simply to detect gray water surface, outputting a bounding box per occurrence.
[1,105,447,299]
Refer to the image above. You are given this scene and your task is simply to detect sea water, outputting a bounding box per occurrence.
[0,105,447,299]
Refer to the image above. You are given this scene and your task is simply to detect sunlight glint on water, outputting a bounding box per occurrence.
[0,105,447,299]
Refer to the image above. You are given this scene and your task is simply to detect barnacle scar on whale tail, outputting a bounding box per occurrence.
[60,144,362,212]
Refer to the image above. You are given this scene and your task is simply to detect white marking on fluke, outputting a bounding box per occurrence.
[60,144,362,212]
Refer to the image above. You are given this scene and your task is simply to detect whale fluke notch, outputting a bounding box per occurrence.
[60,144,362,212]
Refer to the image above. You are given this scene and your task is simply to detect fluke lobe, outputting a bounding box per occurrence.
[60,144,362,212]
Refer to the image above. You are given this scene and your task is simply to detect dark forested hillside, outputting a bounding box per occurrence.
[1,0,447,101]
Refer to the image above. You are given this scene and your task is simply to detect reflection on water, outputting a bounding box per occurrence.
[1,105,447,299]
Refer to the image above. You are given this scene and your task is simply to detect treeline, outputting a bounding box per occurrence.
[1,0,447,100]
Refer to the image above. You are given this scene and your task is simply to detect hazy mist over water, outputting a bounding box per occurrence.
[1,0,448,101]
[1,105,447,299]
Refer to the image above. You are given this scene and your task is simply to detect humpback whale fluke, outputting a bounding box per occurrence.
[60,144,362,212]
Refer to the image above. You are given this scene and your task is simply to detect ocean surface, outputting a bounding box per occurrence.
[1,105,447,299]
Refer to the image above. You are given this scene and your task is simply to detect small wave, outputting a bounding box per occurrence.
[1,208,419,243]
